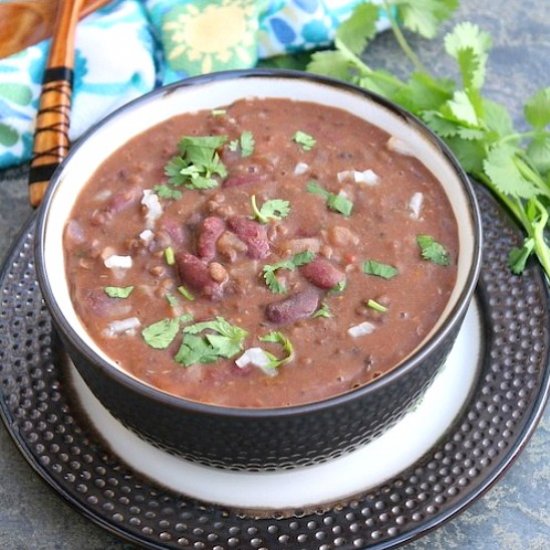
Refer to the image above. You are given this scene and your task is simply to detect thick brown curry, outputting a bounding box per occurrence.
[63,98,458,408]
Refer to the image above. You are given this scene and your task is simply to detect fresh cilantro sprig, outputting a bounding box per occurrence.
[175,317,248,366]
[307,180,353,216]
[251,195,291,224]
[165,135,228,190]
[263,251,315,293]
[306,2,550,278]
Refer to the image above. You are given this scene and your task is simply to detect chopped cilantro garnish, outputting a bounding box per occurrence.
[251,195,291,224]
[417,235,451,266]
[164,246,175,266]
[154,184,182,200]
[362,260,399,279]
[293,130,316,151]
[306,180,353,216]
[313,302,332,318]
[142,318,180,349]
[263,251,315,293]
[330,280,347,294]
[164,135,227,190]
[177,285,195,301]
[260,331,295,368]
[175,317,248,366]
[141,314,193,350]
[104,286,134,299]
[229,131,255,157]
[367,299,388,313]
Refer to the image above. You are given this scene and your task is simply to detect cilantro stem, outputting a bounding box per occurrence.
[514,156,550,197]
[383,1,427,74]
[476,171,530,230]
[530,199,550,279]
[498,130,540,145]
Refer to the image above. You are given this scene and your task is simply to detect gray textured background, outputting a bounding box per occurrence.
[0,0,549,548]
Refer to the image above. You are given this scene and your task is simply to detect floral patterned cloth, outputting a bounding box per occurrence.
[0,0,386,169]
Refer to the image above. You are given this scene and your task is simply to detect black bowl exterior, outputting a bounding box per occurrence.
[57,317,460,470]
[36,69,482,471]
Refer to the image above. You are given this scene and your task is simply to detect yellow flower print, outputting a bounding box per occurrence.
[162,0,259,75]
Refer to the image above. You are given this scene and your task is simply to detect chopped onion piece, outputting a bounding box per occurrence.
[337,170,354,183]
[104,254,133,269]
[236,347,278,377]
[139,229,154,244]
[337,169,379,185]
[354,169,379,185]
[141,189,163,229]
[409,192,424,219]
[103,317,141,337]
[293,162,309,175]
[387,136,414,156]
[348,321,376,338]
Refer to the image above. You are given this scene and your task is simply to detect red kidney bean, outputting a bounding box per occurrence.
[301,257,345,289]
[197,216,225,260]
[176,252,224,300]
[227,217,270,259]
[265,289,319,325]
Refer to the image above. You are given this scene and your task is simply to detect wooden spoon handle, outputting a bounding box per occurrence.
[29,0,85,208]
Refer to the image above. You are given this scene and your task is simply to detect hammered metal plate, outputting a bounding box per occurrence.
[0,186,549,549]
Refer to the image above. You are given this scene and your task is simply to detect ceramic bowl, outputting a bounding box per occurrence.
[35,70,482,470]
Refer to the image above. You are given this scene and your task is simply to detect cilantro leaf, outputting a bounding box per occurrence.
[175,317,248,366]
[335,2,378,56]
[263,252,315,293]
[164,135,227,190]
[312,302,332,319]
[362,260,398,279]
[416,235,451,266]
[307,180,353,216]
[154,184,182,200]
[260,331,295,368]
[229,131,255,157]
[526,134,550,175]
[175,334,220,366]
[307,50,355,82]
[293,130,316,151]
[104,286,134,299]
[395,0,458,39]
[240,131,255,157]
[483,144,538,199]
[142,318,181,350]
[251,195,291,224]
[524,88,550,130]
[444,22,492,90]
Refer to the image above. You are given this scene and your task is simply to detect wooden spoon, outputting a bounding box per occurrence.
[28,0,86,207]
[0,0,110,59]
